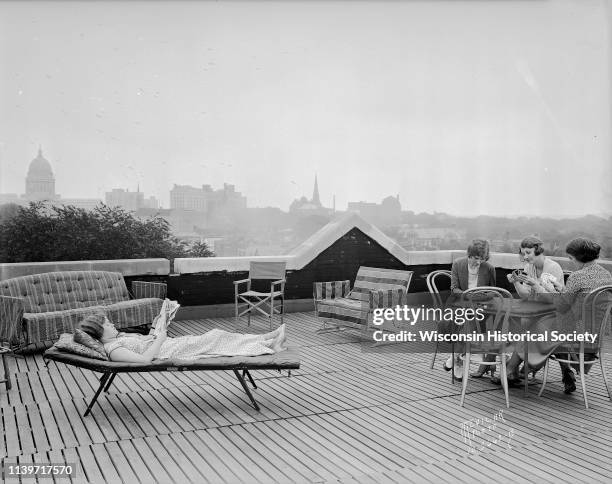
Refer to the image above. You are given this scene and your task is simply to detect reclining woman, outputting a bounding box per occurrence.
[79,313,288,363]
[443,238,497,380]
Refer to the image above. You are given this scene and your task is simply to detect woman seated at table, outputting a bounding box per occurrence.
[507,236,565,299]
[78,313,288,363]
[443,239,496,380]
[500,237,612,393]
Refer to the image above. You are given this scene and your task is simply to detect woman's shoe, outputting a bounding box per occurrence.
[453,359,464,381]
[442,355,453,372]
[562,369,576,394]
[470,365,491,378]
[491,375,520,387]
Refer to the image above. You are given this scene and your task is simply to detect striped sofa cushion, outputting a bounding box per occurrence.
[23,297,163,344]
[349,267,413,302]
[0,271,130,314]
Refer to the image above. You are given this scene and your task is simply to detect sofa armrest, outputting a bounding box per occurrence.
[0,295,26,349]
[131,281,167,300]
[313,280,351,301]
[369,288,407,310]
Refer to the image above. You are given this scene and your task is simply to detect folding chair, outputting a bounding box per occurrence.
[234,261,286,329]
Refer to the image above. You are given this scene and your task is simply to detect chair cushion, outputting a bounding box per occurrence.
[51,333,108,360]
[239,290,283,298]
[317,297,369,326]
[349,267,413,302]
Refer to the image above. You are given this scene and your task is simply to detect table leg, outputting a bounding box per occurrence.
[524,342,529,396]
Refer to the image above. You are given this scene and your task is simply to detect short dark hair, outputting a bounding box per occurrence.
[520,236,544,256]
[467,239,490,261]
[78,313,106,340]
[565,237,600,263]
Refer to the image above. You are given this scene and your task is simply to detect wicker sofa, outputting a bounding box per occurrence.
[0,271,167,347]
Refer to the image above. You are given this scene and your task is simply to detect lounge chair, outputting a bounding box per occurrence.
[314,266,413,334]
[43,348,300,416]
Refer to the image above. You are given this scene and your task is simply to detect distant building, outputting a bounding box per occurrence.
[398,226,466,250]
[24,148,58,201]
[348,195,402,226]
[170,183,246,212]
[0,148,103,210]
[105,188,159,212]
[168,183,247,236]
[165,209,208,238]
[59,198,103,211]
[210,183,247,212]
[289,175,332,216]
[170,184,209,211]
[0,193,25,206]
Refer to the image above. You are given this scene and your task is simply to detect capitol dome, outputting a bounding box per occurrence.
[27,148,54,179]
[25,147,57,200]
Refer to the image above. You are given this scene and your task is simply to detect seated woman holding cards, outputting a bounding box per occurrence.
[78,301,287,363]
[506,236,564,299]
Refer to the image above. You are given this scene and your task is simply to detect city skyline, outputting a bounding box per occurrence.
[0,146,385,212]
[1,1,610,217]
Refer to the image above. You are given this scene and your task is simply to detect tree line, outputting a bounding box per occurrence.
[0,202,213,264]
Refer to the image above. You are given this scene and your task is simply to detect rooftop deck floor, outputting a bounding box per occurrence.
[1,312,611,483]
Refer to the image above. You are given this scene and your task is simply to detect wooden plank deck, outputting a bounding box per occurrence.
[1,312,611,483]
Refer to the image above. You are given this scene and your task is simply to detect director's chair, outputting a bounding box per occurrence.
[234,261,286,329]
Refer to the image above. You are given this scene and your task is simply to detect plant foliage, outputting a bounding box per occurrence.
[0,202,214,263]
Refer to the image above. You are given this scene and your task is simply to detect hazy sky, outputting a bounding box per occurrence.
[1,0,610,216]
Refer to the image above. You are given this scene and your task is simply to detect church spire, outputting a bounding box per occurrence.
[312,174,321,206]
[38,145,42,157]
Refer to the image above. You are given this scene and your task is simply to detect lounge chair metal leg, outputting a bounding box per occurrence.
[104,372,117,392]
[243,369,257,389]
[233,369,260,411]
[84,373,110,417]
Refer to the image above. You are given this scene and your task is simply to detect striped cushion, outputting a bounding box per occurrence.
[313,280,351,301]
[0,295,26,348]
[131,281,167,299]
[369,288,408,309]
[348,267,413,302]
[0,271,130,313]
[23,298,162,344]
[317,297,370,327]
